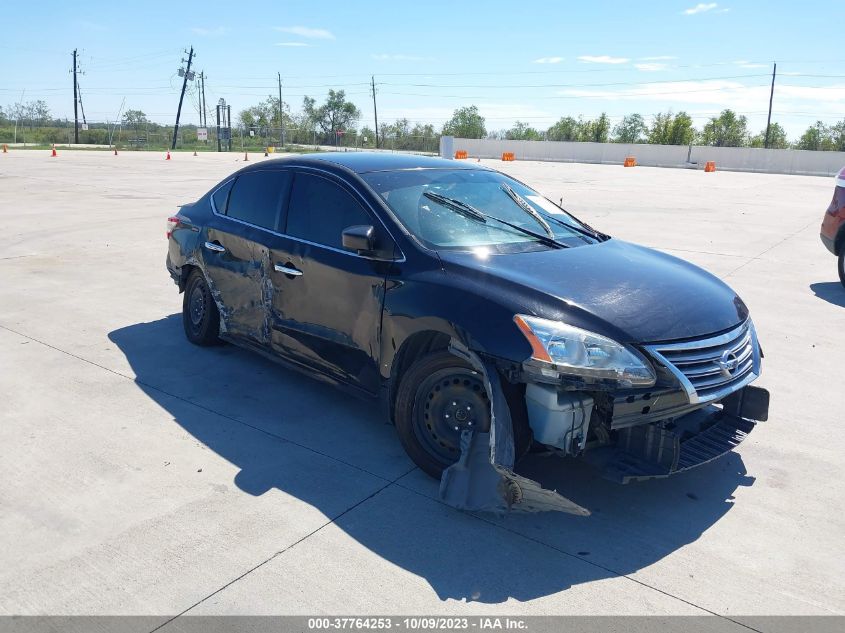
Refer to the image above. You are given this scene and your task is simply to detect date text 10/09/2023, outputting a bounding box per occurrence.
[307,617,529,630]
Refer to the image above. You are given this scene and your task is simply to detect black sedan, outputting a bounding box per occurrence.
[166,152,769,513]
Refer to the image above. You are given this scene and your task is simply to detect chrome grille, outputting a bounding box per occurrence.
[644,320,760,404]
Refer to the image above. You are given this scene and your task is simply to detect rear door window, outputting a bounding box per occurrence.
[285,172,371,249]
[226,170,292,231]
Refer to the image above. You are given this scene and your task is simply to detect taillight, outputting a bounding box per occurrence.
[166,216,180,239]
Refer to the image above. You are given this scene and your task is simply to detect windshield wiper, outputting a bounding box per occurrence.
[544,200,610,242]
[423,191,487,223]
[499,183,554,238]
[422,191,568,249]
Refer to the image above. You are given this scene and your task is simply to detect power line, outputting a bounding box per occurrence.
[377,73,771,89]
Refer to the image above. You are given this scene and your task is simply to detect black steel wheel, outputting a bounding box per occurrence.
[394,350,491,478]
[182,269,222,346]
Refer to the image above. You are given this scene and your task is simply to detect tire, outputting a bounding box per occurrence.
[839,250,845,288]
[394,350,530,479]
[182,269,222,346]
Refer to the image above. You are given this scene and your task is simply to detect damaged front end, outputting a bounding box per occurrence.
[440,341,591,516]
[439,319,769,513]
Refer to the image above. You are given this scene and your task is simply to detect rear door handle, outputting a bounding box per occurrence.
[204,241,226,253]
[274,263,303,277]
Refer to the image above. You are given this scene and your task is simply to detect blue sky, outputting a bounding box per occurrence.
[1,1,843,139]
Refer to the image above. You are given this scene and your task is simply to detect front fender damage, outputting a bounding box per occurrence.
[439,341,590,515]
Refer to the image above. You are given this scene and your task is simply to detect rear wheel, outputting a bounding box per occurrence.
[394,350,531,478]
[839,250,845,288]
[182,269,221,346]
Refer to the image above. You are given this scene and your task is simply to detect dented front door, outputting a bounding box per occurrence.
[266,170,389,394]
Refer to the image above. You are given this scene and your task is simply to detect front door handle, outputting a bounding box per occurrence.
[274,263,303,277]
[204,241,226,253]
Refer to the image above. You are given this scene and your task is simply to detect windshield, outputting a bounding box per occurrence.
[362,168,605,253]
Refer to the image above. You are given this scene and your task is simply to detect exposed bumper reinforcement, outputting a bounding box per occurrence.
[600,413,757,484]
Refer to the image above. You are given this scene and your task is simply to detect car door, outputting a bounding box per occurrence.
[267,169,395,394]
[202,169,291,346]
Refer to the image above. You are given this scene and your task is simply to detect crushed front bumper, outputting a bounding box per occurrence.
[582,384,769,483]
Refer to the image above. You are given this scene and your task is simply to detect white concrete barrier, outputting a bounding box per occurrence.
[441,136,845,177]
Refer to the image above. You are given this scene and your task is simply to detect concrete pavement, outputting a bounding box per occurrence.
[0,149,842,624]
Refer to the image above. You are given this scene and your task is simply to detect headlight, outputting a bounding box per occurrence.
[514,314,656,387]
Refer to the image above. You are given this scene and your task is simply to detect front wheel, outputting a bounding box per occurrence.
[394,351,492,478]
[182,269,222,346]
[394,350,532,479]
[839,250,845,288]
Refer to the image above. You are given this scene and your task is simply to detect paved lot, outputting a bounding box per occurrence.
[1,149,843,624]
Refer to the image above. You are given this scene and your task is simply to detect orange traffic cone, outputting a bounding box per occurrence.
[2,144,7,153]
[51,145,57,157]
[166,150,171,160]
[243,151,249,161]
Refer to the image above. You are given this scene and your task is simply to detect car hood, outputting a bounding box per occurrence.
[438,239,748,344]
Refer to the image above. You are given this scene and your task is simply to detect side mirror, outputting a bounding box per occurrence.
[341,225,375,253]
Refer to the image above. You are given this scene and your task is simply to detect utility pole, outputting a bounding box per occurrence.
[72,49,79,143]
[216,102,221,152]
[172,46,195,151]
[198,71,207,128]
[371,76,379,149]
[278,72,284,147]
[764,62,777,149]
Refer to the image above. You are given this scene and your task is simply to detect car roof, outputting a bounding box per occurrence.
[259,151,487,174]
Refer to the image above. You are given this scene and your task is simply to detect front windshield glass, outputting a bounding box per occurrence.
[362,168,603,253]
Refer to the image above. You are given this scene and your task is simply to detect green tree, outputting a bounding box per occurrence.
[795,121,832,151]
[585,113,610,143]
[546,116,579,141]
[647,111,696,145]
[749,122,789,149]
[506,121,542,141]
[359,125,376,148]
[667,112,696,145]
[122,109,148,129]
[828,120,845,152]
[311,90,361,144]
[22,100,50,129]
[442,105,486,138]
[701,109,749,147]
[612,114,647,143]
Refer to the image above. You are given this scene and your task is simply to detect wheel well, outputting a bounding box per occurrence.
[388,331,452,423]
[179,264,199,292]
[836,225,845,255]
[387,330,534,458]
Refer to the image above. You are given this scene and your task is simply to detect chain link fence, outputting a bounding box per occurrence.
[0,120,440,155]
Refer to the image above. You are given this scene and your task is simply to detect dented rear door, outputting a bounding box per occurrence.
[202,169,291,346]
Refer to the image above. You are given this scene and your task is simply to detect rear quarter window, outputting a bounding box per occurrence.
[211,179,233,214]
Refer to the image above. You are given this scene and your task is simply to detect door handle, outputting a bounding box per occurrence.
[204,241,226,253]
[274,263,303,277]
